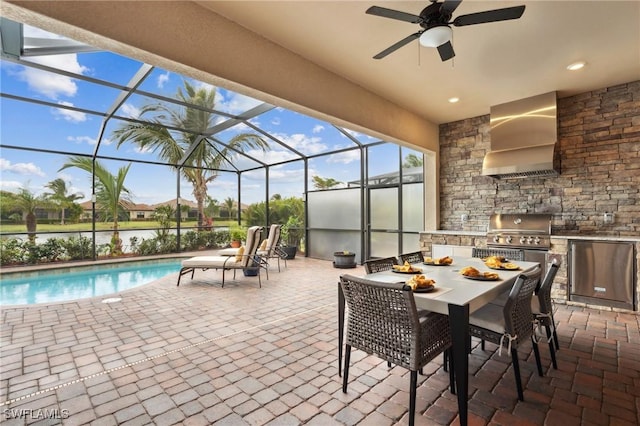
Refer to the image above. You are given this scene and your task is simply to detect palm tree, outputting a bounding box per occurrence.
[59,156,132,254]
[4,186,47,242]
[223,197,236,219]
[402,153,423,168]
[43,178,84,225]
[312,175,341,189]
[111,80,269,229]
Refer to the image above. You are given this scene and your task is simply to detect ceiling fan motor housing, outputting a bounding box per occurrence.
[419,3,453,30]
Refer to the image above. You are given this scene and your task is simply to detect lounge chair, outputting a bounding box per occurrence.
[256,224,286,272]
[177,226,264,287]
[218,224,286,275]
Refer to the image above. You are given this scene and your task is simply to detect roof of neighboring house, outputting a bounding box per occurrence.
[153,199,198,209]
[79,199,199,211]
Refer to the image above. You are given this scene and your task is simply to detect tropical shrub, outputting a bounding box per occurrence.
[60,236,92,260]
[38,238,67,262]
[0,238,24,265]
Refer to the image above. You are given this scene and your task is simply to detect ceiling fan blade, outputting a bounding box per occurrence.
[373,32,421,59]
[366,6,422,24]
[453,5,525,27]
[437,41,456,61]
[440,0,463,16]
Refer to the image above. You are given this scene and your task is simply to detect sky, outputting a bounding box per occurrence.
[0,22,421,207]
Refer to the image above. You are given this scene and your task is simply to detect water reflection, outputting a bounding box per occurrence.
[1,260,181,305]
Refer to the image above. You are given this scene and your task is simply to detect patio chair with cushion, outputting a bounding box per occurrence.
[178,226,265,288]
[468,267,543,401]
[363,256,398,274]
[398,251,424,264]
[256,224,286,272]
[340,274,453,426]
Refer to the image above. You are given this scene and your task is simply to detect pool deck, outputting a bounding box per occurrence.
[1,253,639,425]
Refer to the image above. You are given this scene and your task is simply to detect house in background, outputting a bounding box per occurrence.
[78,199,199,222]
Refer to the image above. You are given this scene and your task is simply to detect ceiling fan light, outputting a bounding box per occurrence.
[419,26,452,48]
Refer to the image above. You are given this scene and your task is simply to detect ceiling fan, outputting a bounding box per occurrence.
[366,0,525,61]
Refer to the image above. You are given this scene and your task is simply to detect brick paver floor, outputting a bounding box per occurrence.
[1,255,639,425]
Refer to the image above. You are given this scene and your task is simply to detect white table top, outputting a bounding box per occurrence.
[363,257,540,315]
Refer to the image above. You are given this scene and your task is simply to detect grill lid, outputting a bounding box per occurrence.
[487,214,551,249]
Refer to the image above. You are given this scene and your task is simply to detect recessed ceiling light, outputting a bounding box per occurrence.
[448,97,460,103]
[567,61,586,71]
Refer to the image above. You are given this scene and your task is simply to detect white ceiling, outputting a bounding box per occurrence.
[198,1,640,124]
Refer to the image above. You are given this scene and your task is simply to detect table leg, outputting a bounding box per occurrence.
[448,303,470,426]
[338,282,345,377]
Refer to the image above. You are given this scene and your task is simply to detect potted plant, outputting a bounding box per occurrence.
[229,226,247,248]
[280,216,303,259]
[333,250,356,268]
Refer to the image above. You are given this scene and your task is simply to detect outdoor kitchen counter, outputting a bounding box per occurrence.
[551,235,640,242]
[420,231,640,313]
[419,230,485,236]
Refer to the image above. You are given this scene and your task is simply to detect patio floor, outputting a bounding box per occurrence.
[1,255,639,425]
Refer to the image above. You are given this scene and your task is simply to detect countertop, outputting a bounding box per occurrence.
[420,230,485,236]
[551,235,640,242]
[420,230,640,242]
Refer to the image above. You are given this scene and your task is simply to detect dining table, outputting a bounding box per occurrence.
[337,256,541,426]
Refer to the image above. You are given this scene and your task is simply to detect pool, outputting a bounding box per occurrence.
[0,259,182,306]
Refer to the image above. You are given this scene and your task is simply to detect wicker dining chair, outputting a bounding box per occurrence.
[363,256,399,274]
[398,251,424,264]
[339,274,453,426]
[471,247,525,261]
[468,267,543,401]
[533,261,561,356]
[490,261,560,370]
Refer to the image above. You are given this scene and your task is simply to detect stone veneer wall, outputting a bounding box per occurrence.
[438,81,639,236]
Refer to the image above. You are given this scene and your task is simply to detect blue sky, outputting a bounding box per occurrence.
[1,23,419,206]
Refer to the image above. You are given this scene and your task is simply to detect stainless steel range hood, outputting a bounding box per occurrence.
[482,91,559,179]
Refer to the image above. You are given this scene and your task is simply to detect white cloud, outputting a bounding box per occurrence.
[313,125,325,133]
[193,80,215,92]
[0,158,46,177]
[242,166,304,184]
[221,92,263,114]
[120,103,140,119]
[133,146,154,154]
[327,149,360,165]
[0,180,24,191]
[52,101,87,122]
[157,71,170,88]
[67,135,97,145]
[275,132,327,155]
[16,54,89,100]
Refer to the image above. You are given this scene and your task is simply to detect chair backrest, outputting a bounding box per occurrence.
[339,274,421,370]
[398,251,423,264]
[363,256,399,274]
[241,226,263,267]
[472,247,525,261]
[503,267,542,343]
[535,260,560,314]
[264,224,281,255]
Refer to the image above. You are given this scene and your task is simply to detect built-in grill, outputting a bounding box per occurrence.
[486,214,551,275]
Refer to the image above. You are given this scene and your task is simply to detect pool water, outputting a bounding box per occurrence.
[0,259,182,306]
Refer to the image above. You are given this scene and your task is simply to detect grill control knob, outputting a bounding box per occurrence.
[493,235,500,243]
[520,236,526,244]
[527,237,533,244]
[506,235,512,243]
[534,237,541,245]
